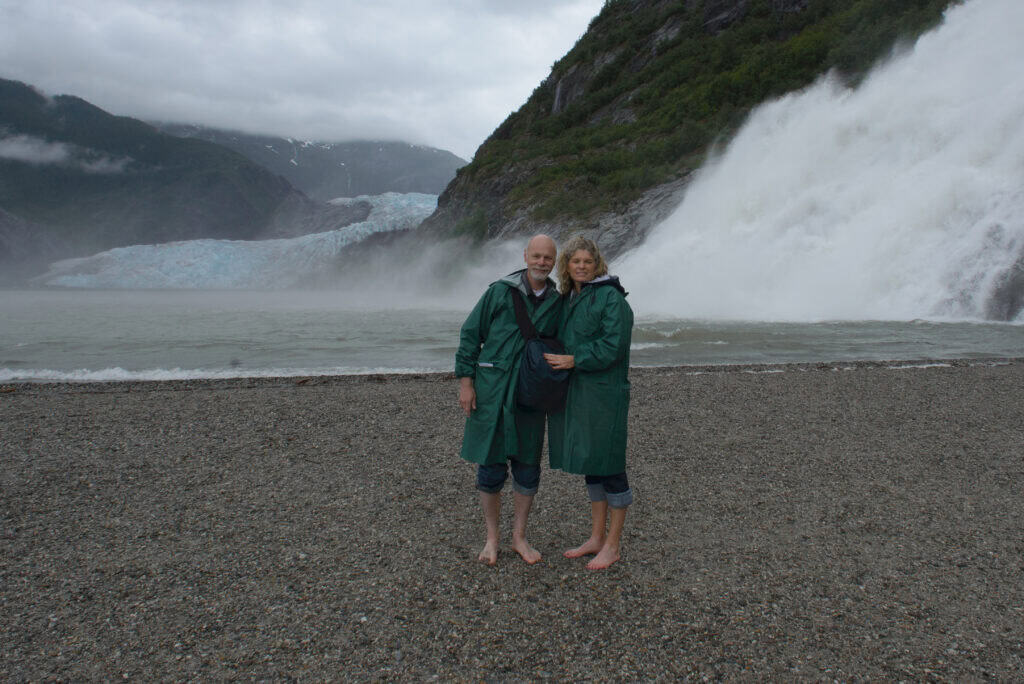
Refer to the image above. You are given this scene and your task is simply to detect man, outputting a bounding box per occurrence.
[456,234,562,565]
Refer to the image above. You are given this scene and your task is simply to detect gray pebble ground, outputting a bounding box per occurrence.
[2,360,1023,680]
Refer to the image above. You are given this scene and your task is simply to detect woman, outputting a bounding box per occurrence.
[544,235,634,570]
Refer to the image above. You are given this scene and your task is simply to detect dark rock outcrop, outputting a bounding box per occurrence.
[703,0,748,33]
[497,174,692,257]
[264,196,372,239]
[985,253,1024,321]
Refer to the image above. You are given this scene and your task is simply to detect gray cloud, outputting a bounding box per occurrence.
[0,135,71,165]
[0,0,604,159]
[0,134,130,173]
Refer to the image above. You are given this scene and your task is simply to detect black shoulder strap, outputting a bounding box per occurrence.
[510,289,538,341]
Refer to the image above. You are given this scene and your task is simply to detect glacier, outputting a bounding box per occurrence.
[35,193,437,289]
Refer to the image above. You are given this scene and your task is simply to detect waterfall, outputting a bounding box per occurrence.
[618,0,1024,322]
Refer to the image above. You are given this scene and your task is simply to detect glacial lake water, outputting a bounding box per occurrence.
[2,289,1023,382]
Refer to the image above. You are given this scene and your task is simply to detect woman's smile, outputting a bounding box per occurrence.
[568,250,597,285]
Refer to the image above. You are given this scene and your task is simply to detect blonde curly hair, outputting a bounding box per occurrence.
[557,234,608,294]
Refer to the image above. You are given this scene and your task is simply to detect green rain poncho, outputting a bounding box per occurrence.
[456,270,562,465]
[548,276,633,476]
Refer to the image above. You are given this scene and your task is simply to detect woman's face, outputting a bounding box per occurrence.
[568,249,597,286]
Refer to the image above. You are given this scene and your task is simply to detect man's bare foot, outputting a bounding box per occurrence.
[478,540,499,566]
[586,545,620,570]
[564,537,605,558]
[512,537,542,564]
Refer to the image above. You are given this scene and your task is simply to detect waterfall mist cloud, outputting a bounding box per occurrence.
[618,0,1024,323]
[313,236,530,311]
[0,0,604,159]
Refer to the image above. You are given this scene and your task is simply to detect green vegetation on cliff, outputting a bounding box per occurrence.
[456,0,955,223]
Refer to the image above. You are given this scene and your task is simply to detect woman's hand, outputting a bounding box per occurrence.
[458,377,477,415]
[544,353,575,370]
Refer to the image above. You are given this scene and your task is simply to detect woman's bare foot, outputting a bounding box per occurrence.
[586,545,620,570]
[564,537,605,558]
[512,537,542,564]
[478,540,499,566]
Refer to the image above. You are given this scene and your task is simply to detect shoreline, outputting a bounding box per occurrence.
[4,355,1023,391]
[3,357,1024,678]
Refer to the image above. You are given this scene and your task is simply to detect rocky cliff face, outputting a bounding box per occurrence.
[420,0,951,258]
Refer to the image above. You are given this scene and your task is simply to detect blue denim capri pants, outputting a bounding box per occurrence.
[585,472,633,508]
[476,458,540,496]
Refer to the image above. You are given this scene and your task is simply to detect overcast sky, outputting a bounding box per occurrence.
[0,0,605,160]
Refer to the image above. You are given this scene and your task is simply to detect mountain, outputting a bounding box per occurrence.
[156,124,466,202]
[420,0,955,255]
[0,78,374,282]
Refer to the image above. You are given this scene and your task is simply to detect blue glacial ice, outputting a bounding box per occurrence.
[36,193,437,289]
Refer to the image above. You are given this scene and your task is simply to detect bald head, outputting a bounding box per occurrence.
[526,234,556,254]
[523,234,557,290]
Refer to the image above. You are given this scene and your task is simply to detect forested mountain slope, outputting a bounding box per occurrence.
[421,0,955,255]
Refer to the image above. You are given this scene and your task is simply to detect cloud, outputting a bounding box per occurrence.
[0,135,71,165]
[0,0,604,159]
[0,134,130,173]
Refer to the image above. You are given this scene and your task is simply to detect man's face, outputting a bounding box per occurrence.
[524,239,556,285]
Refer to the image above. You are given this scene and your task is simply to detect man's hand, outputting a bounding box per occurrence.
[459,376,477,416]
[544,353,575,370]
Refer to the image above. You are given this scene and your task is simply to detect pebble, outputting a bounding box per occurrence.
[2,362,1023,678]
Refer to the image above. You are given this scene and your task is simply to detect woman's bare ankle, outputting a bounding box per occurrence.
[564,536,605,558]
[586,544,621,570]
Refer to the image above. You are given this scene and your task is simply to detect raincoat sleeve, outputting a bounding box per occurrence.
[571,290,632,372]
[455,287,496,378]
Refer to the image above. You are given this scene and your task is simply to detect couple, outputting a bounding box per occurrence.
[455,233,634,570]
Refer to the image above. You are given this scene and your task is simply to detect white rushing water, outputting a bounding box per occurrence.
[619,0,1024,322]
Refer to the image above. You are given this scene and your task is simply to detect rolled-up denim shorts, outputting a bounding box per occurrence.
[477,458,540,496]
[584,472,633,508]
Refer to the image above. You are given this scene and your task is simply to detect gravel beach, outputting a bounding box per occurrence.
[2,359,1023,680]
